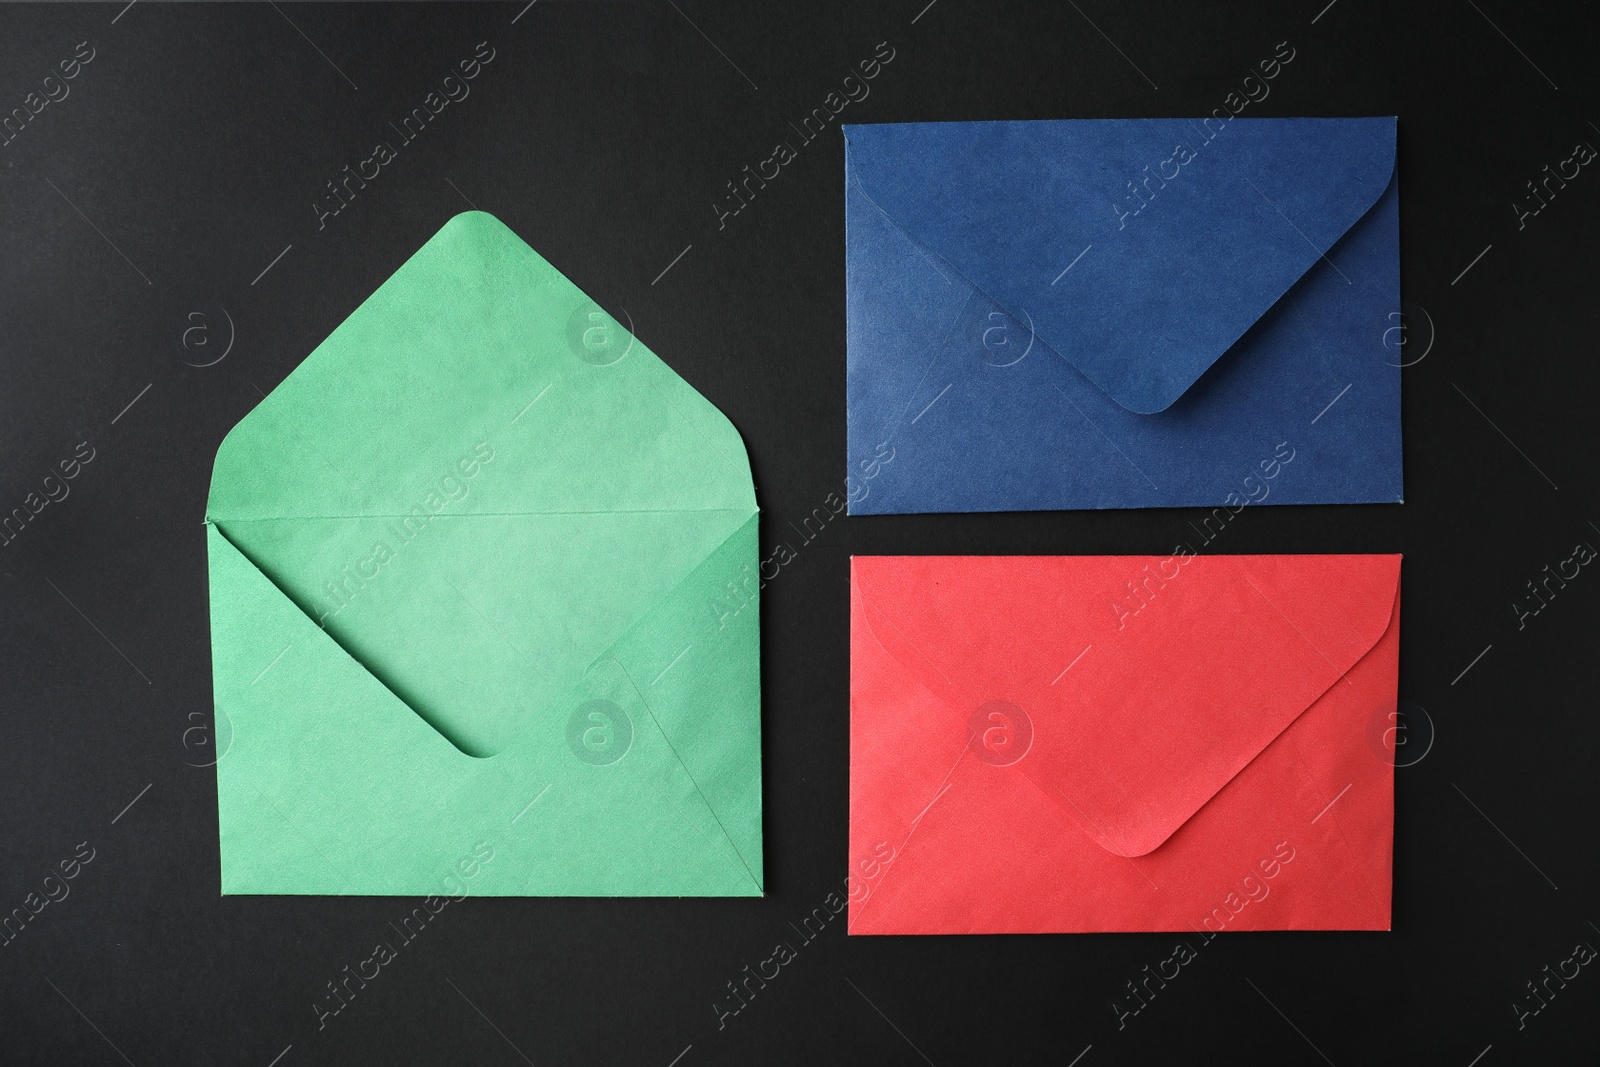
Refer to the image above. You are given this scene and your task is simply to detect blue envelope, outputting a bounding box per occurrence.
[844,118,1401,514]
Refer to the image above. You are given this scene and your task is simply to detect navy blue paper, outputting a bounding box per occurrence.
[844,118,1402,515]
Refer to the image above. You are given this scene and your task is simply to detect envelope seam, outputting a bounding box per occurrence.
[846,151,958,287]
[210,521,475,750]
[582,513,766,892]
[852,579,955,694]
[206,508,758,520]
[607,657,765,896]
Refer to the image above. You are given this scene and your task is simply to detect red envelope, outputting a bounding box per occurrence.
[848,554,1400,934]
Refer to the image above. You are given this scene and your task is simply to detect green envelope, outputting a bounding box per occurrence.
[206,212,762,896]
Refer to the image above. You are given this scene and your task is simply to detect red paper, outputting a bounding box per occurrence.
[848,555,1400,934]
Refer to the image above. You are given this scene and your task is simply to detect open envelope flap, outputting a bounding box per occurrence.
[207,211,753,520]
[843,118,1396,413]
[205,212,758,760]
[852,555,1400,858]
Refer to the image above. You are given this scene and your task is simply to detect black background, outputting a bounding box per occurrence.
[2,1,1598,1064]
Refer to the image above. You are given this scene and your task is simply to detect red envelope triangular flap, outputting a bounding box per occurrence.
[844,119,1397,414]
[850,555,1401,860]
[1042,554,1400,857]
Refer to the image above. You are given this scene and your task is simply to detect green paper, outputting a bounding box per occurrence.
[206,212,762,896]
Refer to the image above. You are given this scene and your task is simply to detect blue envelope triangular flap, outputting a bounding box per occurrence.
[844,117,1402,515]
[844,118,1395,414]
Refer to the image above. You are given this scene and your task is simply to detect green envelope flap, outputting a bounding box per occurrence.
[206,212,762,896]
[207,212,754,521]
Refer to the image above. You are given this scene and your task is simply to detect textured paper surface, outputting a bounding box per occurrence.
[844,117,1403,513]
[848,554,1399,934]
[207,212,763,896]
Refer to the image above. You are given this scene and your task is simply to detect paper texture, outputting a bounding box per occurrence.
[849,554,1399,933]
[207,212,763,896]
[845,117,1402,513]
